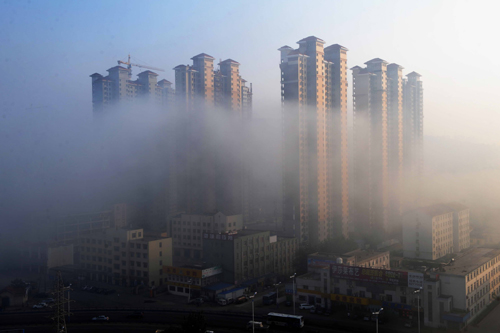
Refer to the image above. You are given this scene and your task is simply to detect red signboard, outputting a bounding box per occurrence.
[330,264,408,286]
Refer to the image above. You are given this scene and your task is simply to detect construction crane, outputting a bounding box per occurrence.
[117,54,165,72]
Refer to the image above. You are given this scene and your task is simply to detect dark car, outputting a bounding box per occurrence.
[98,288,107,294]
[104,289,116,295]
[285,300,292,307]
[127,311,144,319]
[323,310,332,316]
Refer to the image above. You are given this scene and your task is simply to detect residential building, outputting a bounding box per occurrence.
[403,72,424,182]
[351,58,390,234]
[77,228,172,287]
[168,212,243,265]
[387,63,405,229]
[55,203,134,244]
[203,230,298,285]
[90,66,173,114]
[424,247,500,329]
[170,54,252,222]
[162,264,223,297]
[352,60,423,234]
[279,36,349,244]
[402,203,470,260]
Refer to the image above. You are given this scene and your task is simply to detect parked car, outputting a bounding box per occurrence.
[235,295,247,304]
[126,311,144,319]
[323,309,332,316]
[193,298,204,305]
[299,303,315,310]
[200,295,210,302]
[246,321,269,331]
[104,289,116,295]
[92,315,109,321]
[97,288,107,294]
[285,300,292,307]
[404,320,412,328]
[33,304,45,309]
[315,307,324,315]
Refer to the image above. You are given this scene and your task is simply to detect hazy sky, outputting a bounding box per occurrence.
[1,0,499,144]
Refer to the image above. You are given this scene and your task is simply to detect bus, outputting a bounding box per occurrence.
[262,292,277,305]
[267,312,304,329]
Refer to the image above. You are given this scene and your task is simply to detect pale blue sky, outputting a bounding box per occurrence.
[1,0,499,143]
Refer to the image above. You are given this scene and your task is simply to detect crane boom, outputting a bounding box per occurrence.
[117,54,165,72]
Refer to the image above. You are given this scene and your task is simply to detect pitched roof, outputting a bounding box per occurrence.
[90,73,103,78]
[278,45,293,50]
[137,70,159,76]
[325,44,349,51]
[158,79,172,84]
[407,71,422,77]
[191,53,215,60]
[364,58,388,65]
[298,36,325,43]
[219,59,240,65]
[173,64,187,69]
[107,66,129,72]
[387,63,404,69]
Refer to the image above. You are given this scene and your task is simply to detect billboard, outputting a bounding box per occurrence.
[202,266,223,279]
[330,264,408,286]
[407,272,424,289]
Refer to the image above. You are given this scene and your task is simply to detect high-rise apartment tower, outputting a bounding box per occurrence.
[280,36,349,244]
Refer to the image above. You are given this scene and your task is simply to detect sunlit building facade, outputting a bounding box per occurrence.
[280,36,350,244]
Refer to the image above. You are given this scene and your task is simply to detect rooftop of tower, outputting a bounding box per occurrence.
[387,63,404,69]
[364,58,388,65]
[297,36,325,43]
[107,66,129,72]
[325,44,349,51]
[407,71,422,77]
[137,70,159,76]
[219,59,240,65]
[191,53,215,60]
[278,45,293,50]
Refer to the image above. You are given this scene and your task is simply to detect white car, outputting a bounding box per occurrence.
[33,304,45,309]
[299,303,315,310]
[92,315,109,321]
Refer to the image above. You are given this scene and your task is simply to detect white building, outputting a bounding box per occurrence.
[423,247,500,330]
[403,203,470,260]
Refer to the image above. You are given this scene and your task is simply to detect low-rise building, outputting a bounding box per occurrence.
[203,230,298,286]
[162,264,223,297]
[424,247,500,330]
[403,203,470,260]
[168,212,243,265]
[297,250,417,315]
[77,228,172,287]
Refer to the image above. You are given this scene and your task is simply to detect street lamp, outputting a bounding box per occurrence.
[372,307,383,333]
[249,292,257,333]
[273,282,281,307]
[290,273,297,315]
[414,288,422,333]
[187,279,193,304]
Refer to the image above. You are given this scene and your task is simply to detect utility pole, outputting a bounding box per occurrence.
[290,273,297,315]
[51,271,70,333]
